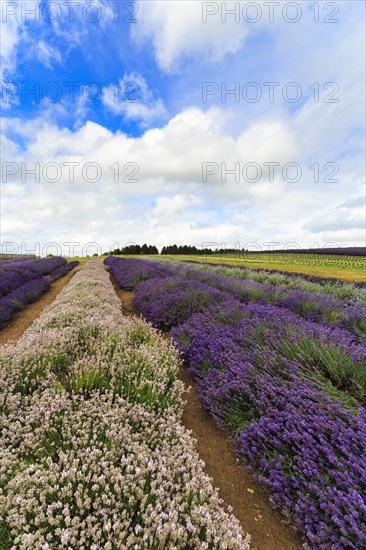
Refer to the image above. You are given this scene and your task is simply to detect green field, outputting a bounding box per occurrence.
[147,253,366,283]
[67,253,366,282]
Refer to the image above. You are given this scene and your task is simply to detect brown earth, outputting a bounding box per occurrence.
[111,275,304,550]
[0,269,78,345]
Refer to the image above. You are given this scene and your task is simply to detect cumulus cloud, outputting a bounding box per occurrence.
[1,107,302,250]
[1,104,364,251]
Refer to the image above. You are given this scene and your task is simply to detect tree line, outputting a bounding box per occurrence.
[108,244,159,255]
[106,245,366,257]
[106,245,248,256]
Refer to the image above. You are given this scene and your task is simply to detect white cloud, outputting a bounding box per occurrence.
[0,107,299,249]
[131,1,249,72]
[35,40,62,69]
[304,213,365,233]
[0,5,24,83]
[151,194,203,223]
[102,73,167,124]
[1,100,364,251]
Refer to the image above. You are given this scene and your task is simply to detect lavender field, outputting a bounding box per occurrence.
[1,255,365,548]
[0,260,250,549]
[106,256,366,549]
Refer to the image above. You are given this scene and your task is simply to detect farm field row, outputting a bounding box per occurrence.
[107,257,366,549]
[0,257,78,326]
[106,258,366,340]
[0,260,250,549]
[154,258,366,306]
[113,282,303,549]
[153,254,366,283]
[67,252,366,282]
[210,252,366,269]
[0,269,78,345]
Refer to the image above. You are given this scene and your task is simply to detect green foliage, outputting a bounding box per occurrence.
[221,396,257,434]
[71,368,110,394]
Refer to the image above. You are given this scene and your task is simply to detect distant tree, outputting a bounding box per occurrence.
[122,244,141,255]
[148,245,159,255]
[161,244,205,255]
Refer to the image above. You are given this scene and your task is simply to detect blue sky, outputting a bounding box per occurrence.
[1,0,365,254]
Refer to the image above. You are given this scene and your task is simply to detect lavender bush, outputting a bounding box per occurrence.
[0,279,51,326]
[49,260,79,281]
[135,276,230,330]
[7,277,51,308]
[181,259,366,294]
[168,264,366,339]
[0,258,77,326]
[104,256,173,289]
[172,302,366,549]
[0,298,16,324]
[107,258,366,339]
[0,268,39,297]
[0,257,66,297]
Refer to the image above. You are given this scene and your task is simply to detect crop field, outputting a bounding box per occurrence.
[0,260,250,549]
[1,255,366,549]
[151,254,366,283]
[105,256,366,549]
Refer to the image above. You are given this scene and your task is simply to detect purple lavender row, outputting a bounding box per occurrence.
[104,256,174,289]
[0,278,51,325]
[0,257,67,297]
[183,259,366,289]
[106,257,366,339]
[169,264,366,340]
[0,259,78,326]
[135,276,229,331]
[49,261,79,281]
[135,275,366,399]
[171,302,366,549]
[0,256,66,274]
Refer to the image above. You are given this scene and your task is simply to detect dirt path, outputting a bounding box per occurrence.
[111,276,304,550]
[0,269,78,345]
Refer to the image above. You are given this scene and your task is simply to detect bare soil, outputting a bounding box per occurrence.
[112,277,304,550]
[0,269,78,345]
